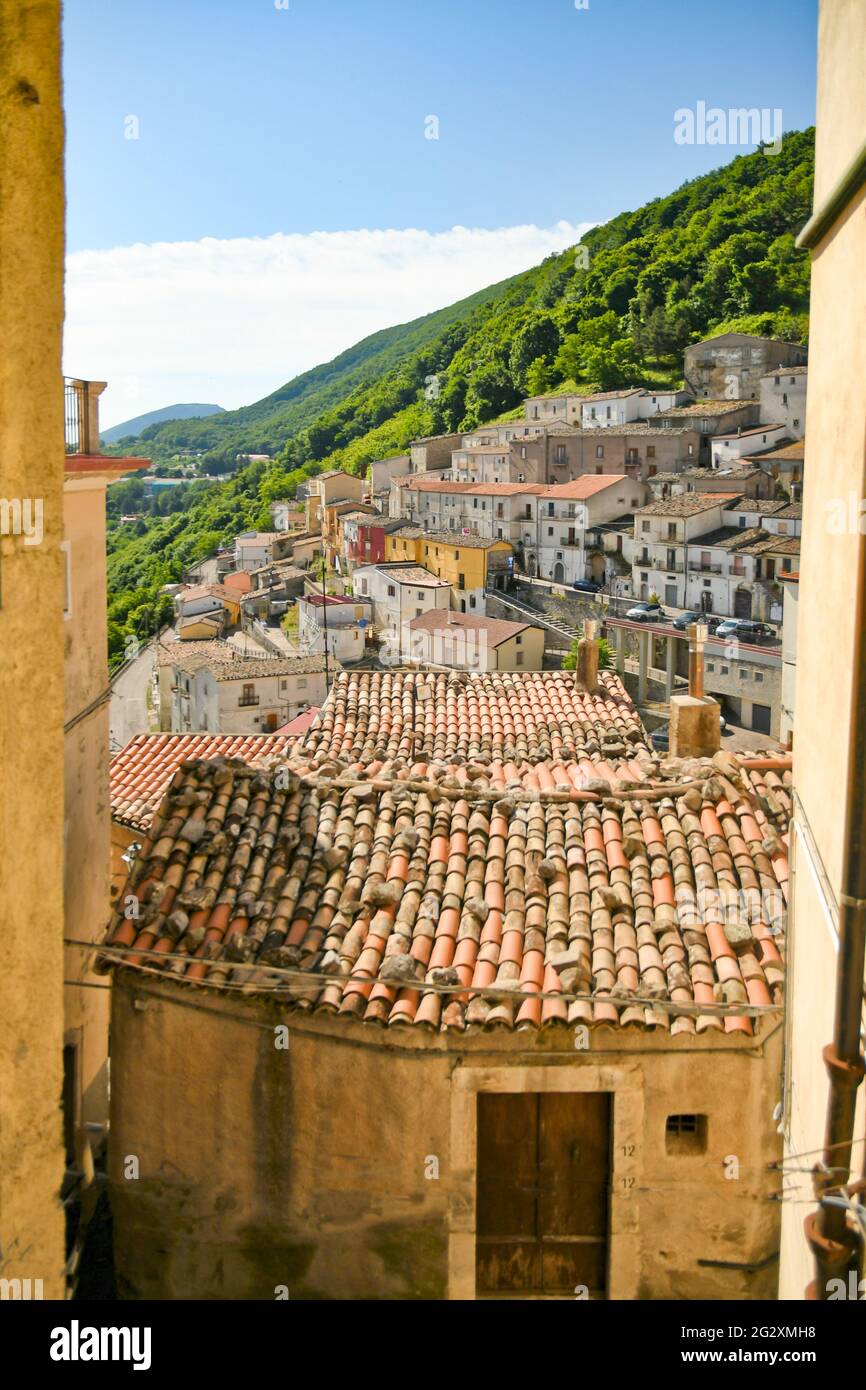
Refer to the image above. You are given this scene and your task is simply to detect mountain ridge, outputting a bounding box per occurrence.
[101,402,225,445]
[105,130,814,665]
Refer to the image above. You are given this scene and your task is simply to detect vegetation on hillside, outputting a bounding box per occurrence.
[106,131,814,666]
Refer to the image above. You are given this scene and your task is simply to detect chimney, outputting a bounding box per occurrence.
[688,621,707,697]
[669,620,720,757]
[575,618,599,693]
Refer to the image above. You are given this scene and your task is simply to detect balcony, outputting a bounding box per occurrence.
[64,377,106,455]
[238,694,260,707]
[635,556,684,573]
[688,561,723,575]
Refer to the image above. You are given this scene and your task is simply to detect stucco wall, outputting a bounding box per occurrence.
[64,481,112,1133]
[0,0,66,1298]
[109,974,782,1301]
[778,0,866,1300]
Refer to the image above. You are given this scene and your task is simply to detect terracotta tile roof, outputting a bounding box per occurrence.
[543,475,633,499]
[654,401,756,420]
[177,615,223,637]
[340,510,384,524]
[724,499,790,514]
[177,582,238,604]
[418,530,511,549]
[208,655,331,681]
[276,708,321,736]
[713,423,785,439]
[747,440,805,462]
[365,565,451,587]
[297,670,652,768]
[739,534,801,557]
[582,388,644,401]
[691,526,767,551]
[636,493,742,517]
[408,611,532,646]
[103,749,789,1035]
[158,639,241,673]
[403,479,547,496]
[110,732,294,831]
[760,365,808,377]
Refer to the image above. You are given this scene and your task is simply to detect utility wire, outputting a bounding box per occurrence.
[67,936,782,1020]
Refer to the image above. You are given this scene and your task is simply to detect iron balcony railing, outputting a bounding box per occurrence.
[64,378,93,455]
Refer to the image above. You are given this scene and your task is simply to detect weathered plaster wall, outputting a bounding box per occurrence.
[779,0,866,1301]
[0,0,66,1298]
[109,974,781,1301]
[64,481,112,1133]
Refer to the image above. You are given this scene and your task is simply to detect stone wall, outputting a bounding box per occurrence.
[0,0,67,1298]
[109,973,782,1301]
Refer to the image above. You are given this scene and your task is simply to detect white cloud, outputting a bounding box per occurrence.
[64,221,594,429]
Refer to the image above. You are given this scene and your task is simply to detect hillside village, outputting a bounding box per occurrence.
[96,331,801,1298]
[8,0,866,1327]
[148,331,805,748]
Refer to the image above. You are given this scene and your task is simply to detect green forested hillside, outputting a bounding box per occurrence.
[106,130,814,665]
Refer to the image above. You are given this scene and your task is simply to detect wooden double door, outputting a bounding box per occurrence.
[475,1092,611,1297]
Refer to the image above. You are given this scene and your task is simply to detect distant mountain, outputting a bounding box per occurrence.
[100,403,225,445]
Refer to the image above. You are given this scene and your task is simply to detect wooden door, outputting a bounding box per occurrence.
[476,1092,611,1297]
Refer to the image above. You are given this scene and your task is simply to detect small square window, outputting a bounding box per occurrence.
[666,1114,707,1154]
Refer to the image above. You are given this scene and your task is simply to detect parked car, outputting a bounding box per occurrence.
[714,618,775,642]
[626,601,666,623]
[670,609,704,631]
[670,609,723,633]
[572,578,602,594]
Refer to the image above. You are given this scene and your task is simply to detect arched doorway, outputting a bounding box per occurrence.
[589,551,605,583]
[553,561,565,584]
[734,585,752,619]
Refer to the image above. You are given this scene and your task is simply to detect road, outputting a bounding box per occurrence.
[109,637,161,753]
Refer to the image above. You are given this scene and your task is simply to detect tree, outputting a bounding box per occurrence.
[634,305,676,365]
[460,365,515,429]
[507,313,560,392]
[524,356,553,396]
[562,632,613,671]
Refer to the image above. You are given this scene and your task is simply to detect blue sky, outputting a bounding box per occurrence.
[62,0,818,424]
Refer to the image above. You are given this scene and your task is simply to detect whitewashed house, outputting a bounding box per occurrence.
[297,593,372,662]
[580,389,643,429]
[535,475,649,586]
[631,494,743,607]
[636,389,692,419]
[711,423,789,468]
[171,654,330,734]
[351,562,451,641]
[234,531,282,572]
[523,392,583,424]
[759,367,807,441]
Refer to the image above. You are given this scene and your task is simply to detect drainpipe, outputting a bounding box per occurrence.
[804,438,866,1298]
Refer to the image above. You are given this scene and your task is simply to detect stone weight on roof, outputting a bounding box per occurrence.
[103,752,789,1036]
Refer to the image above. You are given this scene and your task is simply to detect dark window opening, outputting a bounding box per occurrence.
[665,1113,708,1154]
